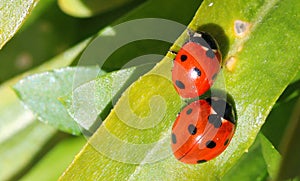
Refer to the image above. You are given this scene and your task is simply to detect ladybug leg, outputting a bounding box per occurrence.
[187,29,195,41]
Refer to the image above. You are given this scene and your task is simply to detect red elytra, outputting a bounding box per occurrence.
[172,31,222,98]
[171,97,236,164]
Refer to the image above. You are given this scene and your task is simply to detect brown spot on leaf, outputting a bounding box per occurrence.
[225,56,237,71]
[234,20,250,37]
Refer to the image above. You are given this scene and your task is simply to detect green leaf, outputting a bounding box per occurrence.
[0,29,91,180]
[13,66,103,135]
[62,67,138,133]
[260,134,281,180]
[0,29,92,181]
[0,0,134,83]
[20,136,86,181]
[222,136,268,181]
[262,79,300,149]
[0,37,90,144]
[0,0,86,83]
[58,0,137,18]
[0,121,57,181]
[261,76,300,180]
[276,97,300,180]
[0,0,38,49]
[62,63,157,134]
[60,0,300,180]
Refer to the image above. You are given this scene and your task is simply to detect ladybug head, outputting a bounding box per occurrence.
[187,30,219,51]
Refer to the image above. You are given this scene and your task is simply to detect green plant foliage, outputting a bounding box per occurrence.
[14,67,103,135]
[1,0,201,179]
[62,67,136,132]
[0,0,38,49]
[276,97,300,180]
[262,79,300,149]
[260,134,281,180]
[20,136,86,181]
[0,38,91,181]
[0,0,80,83]
[222,136,268,181]
[1,0,300,180]
[261,76,300,180]
[0,38,90,153]
[59,0,300,180]
[0,121,57,181]
[58,0,138,18]
[222,133,281,181]
[0,0,140,83]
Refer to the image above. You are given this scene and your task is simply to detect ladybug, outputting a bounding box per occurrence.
[172,31,222,98]
[171,97,236,164]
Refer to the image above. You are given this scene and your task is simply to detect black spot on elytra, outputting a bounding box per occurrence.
[206,49,215,58]
[180,54,187,62]
[172,133,177,144]
[186,108,192,115]
[188,124,197,135]
[206,140,216,149]
[224,139,229,146]
[175,80,185,89]
[193,67,201,77]
[205,98,236,124]
[208,114,222,128]
[197,160,207,164]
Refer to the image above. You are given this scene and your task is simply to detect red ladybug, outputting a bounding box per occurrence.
[171,97,236,164]
[172,31,222,98]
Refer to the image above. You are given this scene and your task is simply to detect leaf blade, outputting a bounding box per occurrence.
[58,0,136,18]
[276,97,300,180]
[13,66,102,135]
[0,35,91,180]
[0,121,57,180]
[222,136,268,181]
[0,0,38,49]
[260,134,281,180]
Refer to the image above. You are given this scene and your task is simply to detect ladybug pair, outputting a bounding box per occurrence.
[170,31,237,164]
